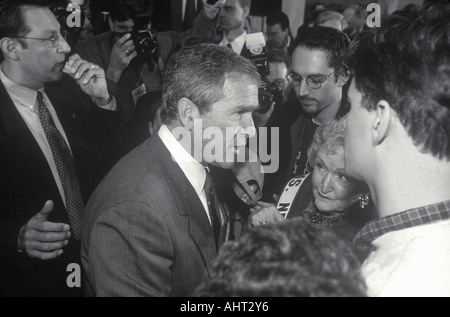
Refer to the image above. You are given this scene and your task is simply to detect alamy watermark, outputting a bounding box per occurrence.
[64,3,82,28]
[171,119,280,174]
[365,3,382,28]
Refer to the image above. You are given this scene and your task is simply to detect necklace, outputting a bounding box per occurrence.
[301,201,350,230]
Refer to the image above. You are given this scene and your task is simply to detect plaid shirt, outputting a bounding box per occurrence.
[354,200,450,252]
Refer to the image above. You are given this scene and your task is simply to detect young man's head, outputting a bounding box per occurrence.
[344,3,450,184]
[161,43,260,169]
[0,0,71,89]
[108,1,138,36]
[219,0,251,34]
[288,27,350,122]
[266,11,290,49]
[194,218,367,297]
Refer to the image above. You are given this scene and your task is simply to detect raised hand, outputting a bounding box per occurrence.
[64,54,111,106]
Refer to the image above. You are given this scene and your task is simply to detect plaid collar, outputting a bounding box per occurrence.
[354,200,450,252]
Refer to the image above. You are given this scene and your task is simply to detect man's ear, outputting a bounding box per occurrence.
[243,6,250,18]
[178,98,200,130]
[337,69,350,87]
[0,38,20,61]
[372,100,392,145]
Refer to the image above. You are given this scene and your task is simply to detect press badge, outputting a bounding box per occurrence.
[132,84,147,106]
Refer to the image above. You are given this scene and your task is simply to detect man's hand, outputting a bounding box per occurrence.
[106,33,137,83]
[202,0,225,20]
[18,200,71,260]
[248,201,284,227]
[64,54,112,106]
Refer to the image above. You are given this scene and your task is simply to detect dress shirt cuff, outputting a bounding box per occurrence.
[95,95,118,111]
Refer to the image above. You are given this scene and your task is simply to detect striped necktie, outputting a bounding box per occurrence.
[204,167,221,249]
[37,91,84,240]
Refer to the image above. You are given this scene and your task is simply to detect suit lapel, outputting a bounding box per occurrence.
[0,81,66,221]
[151,136,218,274]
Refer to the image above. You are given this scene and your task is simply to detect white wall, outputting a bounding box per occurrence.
[282,0,306,38]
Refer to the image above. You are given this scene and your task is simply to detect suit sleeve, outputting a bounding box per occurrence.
[85,200,174,297]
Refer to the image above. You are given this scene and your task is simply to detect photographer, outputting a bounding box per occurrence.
[76,0,221,124]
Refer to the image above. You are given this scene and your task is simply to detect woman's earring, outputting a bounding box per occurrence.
[358,193,370,209]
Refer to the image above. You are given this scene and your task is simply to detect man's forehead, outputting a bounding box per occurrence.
[226,0,241,9]
[219,77,259,106]
[22,6,59,34]
[267,24,283,32]
[224,74,258,91]
[292,46,333,74]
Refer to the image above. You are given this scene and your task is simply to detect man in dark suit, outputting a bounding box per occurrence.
[0,0,123,297]
[82,43,261,296]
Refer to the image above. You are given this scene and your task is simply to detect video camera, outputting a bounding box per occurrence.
[245,33,283,114]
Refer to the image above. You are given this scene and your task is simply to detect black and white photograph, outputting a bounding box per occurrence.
[0,0,449,301]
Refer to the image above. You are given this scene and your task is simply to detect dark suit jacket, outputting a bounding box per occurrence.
[82,134,227,297]
[171,0,204,32]
[0,75,124,297]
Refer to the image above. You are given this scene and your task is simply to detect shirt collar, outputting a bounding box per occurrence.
[220,31,247,54]
[354,200,450,252]
[0,69,43,111]
[158,124,206,196]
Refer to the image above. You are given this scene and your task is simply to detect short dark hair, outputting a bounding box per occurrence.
[0,0,53,62]
[108,0,137,23]
[161,43,260,124]
[291,26,350,81]
[193,218,367,297]
[347,2,450,160]
[266,11,290,30]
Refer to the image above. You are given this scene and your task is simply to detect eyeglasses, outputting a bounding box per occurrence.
[15,34,65,48]
[286,71,335,90]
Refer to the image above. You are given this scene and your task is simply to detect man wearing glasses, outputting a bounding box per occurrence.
[263,26,351,201]
[0,0,123,297]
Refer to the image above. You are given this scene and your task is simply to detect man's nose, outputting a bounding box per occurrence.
[57,36,71,54]
[241,113,256,138]
[299,79,310,96]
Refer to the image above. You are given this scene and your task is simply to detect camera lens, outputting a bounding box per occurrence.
[139,37,157,55]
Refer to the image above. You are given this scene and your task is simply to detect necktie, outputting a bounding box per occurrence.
[37,92,84,240]
[183,0,197,31]
[204,167,221,249]
[226,43,233,50]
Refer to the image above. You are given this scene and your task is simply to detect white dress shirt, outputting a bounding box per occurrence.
[219,31,247,55]
[158,124,212,224]
[1,70,70,206]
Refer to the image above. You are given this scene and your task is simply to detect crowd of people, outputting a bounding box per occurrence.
[0,0,448,298]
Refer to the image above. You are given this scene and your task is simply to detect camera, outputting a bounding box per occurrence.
[245,32,270,78]
[258,80,284,114]
[131,29,158,57]
[244,33,282,113]
[131,14,158,58]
